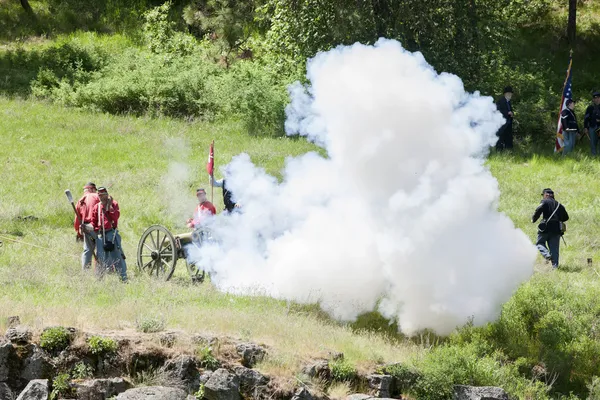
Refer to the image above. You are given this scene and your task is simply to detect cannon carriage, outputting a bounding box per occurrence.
[136,224,212,282]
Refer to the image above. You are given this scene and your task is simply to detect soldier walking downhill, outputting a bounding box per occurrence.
[531,188,569,269]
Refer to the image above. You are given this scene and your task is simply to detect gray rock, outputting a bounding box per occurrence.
[233,365,269,395]
[15,379,49,400]
[291,387,314,400]
[200,371,214,385]
[164,355,200,391]
[192,334,218,347]
[159,332,177,348]
[367,374,393,398]
[115,386,188,400]
[301,360,330,380]
[0,382,14,400]
[235,343,266,368]
[453,385,510,400]
[75,378,133,400]
[328,352,344,361]
[5,326,32,345]
[204,368,241,400]
[346,395,372,400]
[7,316,20,328]
[20,345,55,381]
[0,342,14,382]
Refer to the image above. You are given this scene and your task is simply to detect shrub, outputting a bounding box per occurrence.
[379,363,421,394]
[196,346,220,370]
[136,315,166,333]
[88,336,118,355]
[490,272,600,395]
[40,327,71,353]
[329,358,357,382]
[409,343,550,400]
[71,361,94,379]
[50,373,74,400]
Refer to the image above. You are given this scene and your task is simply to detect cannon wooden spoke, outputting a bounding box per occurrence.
[136,225,177,281]
[136,224,213,283]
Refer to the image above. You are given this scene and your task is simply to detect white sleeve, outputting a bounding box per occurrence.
[210,176,224,188]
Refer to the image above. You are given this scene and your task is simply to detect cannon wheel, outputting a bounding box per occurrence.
[137,225,177,281]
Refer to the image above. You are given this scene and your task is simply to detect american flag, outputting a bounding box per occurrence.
[555,54,573,153]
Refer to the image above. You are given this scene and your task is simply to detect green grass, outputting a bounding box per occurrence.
[0,97,406,378]
[488,150,600,269]
[3,97,600,395]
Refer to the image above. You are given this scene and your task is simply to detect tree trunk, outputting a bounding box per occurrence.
[567,0,576,45]
[19,0,35,16]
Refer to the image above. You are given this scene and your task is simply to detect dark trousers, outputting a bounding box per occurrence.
[536,232,561,267]
[496,124,513,151]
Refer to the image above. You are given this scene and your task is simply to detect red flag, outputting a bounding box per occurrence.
[206,140,214,175]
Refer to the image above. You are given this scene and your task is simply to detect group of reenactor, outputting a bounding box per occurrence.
[73,183,127,281]
[495,88,600,156]
[73,172,240,281]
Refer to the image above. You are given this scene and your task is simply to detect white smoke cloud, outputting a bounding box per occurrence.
[159,137,198,227]
[190,39,537,336]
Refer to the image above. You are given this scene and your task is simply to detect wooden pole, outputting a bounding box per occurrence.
[210,140,214,204]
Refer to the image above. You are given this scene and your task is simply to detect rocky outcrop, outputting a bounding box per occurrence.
[0,382,14,400]
[15,379,48,400]
[366,374,393,398]
[5,326,32,345]
[115,386,188,400]
[75,378,133,400]
[204,368,241,400]
[453,385,510,400]
[235,343,266,368]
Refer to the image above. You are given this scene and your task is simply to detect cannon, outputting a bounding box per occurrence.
[136,224,213,282]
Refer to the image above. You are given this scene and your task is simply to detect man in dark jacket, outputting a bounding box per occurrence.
[209,175,240,213]
[532,188,569,268]
[495,86,514,151]
[560,99,579,155]
[584,91,600,155]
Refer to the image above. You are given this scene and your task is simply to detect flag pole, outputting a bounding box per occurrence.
[210,140,214,204]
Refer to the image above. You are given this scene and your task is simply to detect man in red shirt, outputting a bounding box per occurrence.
[187,188,216,229]
[74,182,100,270]
[91,187,127,281]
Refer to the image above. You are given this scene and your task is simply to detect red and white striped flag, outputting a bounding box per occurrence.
[206,140,214,175]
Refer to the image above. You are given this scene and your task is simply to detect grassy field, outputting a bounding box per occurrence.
[0,97,411,380]
[3,97,600,397]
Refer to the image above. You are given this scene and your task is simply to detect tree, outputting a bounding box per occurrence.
[567,0,576,45]
[19,0,35,17]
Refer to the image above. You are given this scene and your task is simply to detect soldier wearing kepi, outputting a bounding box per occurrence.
[531,188,569,269]
[584,91,600,155]
[560,99,579,155]
[91,187,128,281]
[74,182,100,270]
[495,86,515,151]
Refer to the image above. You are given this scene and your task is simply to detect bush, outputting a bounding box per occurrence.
[208,60,287,136]
[87,336,118,355]
[490,272,600,395]
[50,373,74,400]
[71,361,95,379]
[40,327,72,353]
[136,315,166,333]
[408,342,550,400]
[196,346,220,370]
[329,358,357,382]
